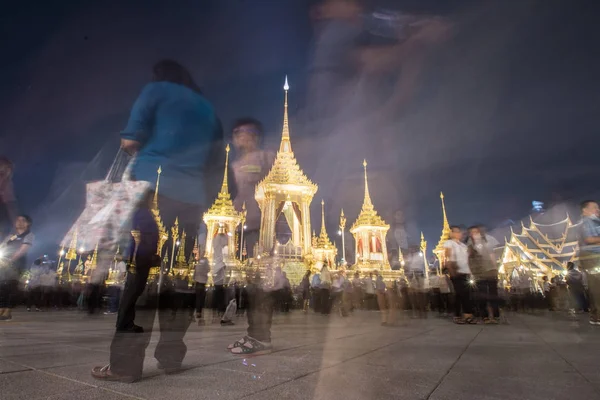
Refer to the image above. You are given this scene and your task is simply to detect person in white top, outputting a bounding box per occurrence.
[443,225,474,324]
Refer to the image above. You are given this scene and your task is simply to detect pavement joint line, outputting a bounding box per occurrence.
[236,327,438,399]
[0,356,147,399]
[424,326,483,400]
[515,313,600,396]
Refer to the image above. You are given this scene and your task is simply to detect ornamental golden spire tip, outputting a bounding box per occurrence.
[153,166,162,210]
[362,159,373,209]
[280,76,291,152]
[220,144,231,194]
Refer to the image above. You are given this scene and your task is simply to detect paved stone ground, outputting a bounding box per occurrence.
[1,309,600,400]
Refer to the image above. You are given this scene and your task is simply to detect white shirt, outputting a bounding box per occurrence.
[444,240,470,275]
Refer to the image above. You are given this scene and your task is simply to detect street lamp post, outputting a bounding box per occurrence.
[239,202,247,262]
[339,209,346,264]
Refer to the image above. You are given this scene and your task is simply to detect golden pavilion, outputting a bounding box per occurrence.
[254,77,318,282]
[203,144,243,268]
[350,160,391,272]
[312,200,337,267]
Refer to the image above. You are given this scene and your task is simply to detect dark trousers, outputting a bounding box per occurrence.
[87,283,102,314]
[195,283,206,316]
[246,284,274,343]
[319,288,331,314]
[116,266,151,331]
[107,286,122,313]
[213,285,226,315]
[475,278,499,319]
[451,274,473,317]
[27,287,42,309]
[0,280,18,308]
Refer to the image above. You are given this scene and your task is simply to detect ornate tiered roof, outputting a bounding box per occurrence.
[316,200,336,250]
[204,145,241,222]
[500,215,580,273]
[350,160,389,232]
[256,77,317,197]
[151,166,169,255]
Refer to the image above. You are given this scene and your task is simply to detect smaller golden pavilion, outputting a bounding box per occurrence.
[433,192,450,273]
[312,200,337,267]
[350,160,390,272]
[203,144,243,267]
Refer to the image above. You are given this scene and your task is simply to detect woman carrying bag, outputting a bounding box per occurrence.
[92,59,229,382]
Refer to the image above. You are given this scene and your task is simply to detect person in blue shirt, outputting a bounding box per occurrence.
[93,59,227,382]
[578,200,600,326]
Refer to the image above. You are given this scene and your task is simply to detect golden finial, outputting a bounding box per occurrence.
[362,159,373,209]
[440,191,449,230]
[280,76,291,152]
[153,166,162,210]
[339,208,346,230]
[321,200,326,236]
[220,144,231,194]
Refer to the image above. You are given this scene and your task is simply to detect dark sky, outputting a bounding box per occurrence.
[1,0,599,254]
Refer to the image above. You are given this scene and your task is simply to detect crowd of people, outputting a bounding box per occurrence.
[1,53,599,382]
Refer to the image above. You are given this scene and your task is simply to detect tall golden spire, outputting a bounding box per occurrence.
[350,160,387,231]
[434,192,452,264]
[153,166,162,210]
[220,144,230,194]
[176,230,187,265]
[440,192,449,231]
[279,76,291,153]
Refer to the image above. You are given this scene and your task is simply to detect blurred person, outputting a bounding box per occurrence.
[331,271,348,316]
[231,118,275,258]
[566,262,588,313]
[193,251,210,325]
[467,225,500,324]
[282,271,292,313]
[577,200,600,326]
[363,272,376,310]
[92,59,224,382]
[0,214,34,321]
[311,268,322,312]
[105,257,126,315]
[27,257,43,312]
[320,263,333,314]
[405,246,427,318]
[439,268,453,317]
[0,156,18,240]
[300,270,311,313]
[375,272,388,325]
[351,271,363,310]
[228,265,275,355]
[212,229,228,324]
[444,225,475,324]
[273,266,285,313]
[542,276,553,311]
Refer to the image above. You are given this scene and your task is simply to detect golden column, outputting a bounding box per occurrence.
[169,218,180,275]
[339,209,347,264]
[239,202,247,261]
[420,232,429,279]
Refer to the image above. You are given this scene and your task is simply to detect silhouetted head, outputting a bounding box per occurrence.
[152,59,201,93]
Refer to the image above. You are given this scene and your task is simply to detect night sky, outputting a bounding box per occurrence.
[1,0,599,255]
